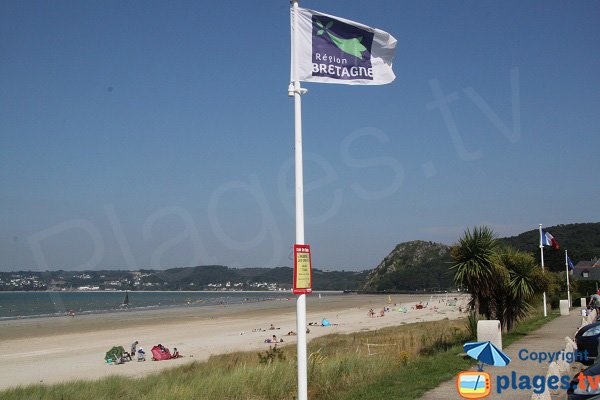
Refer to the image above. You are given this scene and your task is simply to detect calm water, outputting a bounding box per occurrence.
[0,291,313,320]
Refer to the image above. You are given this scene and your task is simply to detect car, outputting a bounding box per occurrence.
[568,361,600,399]
[576,321,600,366]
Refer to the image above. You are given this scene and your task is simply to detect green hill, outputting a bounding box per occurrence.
[361,241,453,292]
[361,222,600,292]
[151,265,369,291]
[4,223,598,292]
[498,222,600,272]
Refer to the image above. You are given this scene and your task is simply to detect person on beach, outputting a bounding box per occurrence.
[137,348,146,361]
[172,348,181,358]
[265,335,283,343]
[131,341,138,356]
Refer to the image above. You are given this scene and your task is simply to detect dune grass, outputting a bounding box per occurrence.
[1,311,555,400]
[338,308,558,400]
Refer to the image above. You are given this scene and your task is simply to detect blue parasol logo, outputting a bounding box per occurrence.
[464,341,511,371]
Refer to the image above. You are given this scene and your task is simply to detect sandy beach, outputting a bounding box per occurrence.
[0,293,467,390]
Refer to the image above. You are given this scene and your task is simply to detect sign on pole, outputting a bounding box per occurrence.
[293,244,312,294]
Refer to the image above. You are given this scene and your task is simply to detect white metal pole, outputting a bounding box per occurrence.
[566,250,571,307]
[291,1,308,399]
[539,224,547,317]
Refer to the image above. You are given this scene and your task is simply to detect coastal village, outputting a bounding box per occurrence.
[0,271,289,291]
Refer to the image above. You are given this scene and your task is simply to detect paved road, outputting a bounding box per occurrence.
[419,312,584,400]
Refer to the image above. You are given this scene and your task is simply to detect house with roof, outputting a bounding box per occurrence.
[573,258,600,280]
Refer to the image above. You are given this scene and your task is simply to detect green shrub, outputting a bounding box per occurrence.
[257,345,286,364]
[466,311,478,340]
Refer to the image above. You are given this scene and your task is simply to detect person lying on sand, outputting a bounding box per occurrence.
[286,331,297,336]
[264,335,284,343]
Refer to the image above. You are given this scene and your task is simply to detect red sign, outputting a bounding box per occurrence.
[293,244,312,294]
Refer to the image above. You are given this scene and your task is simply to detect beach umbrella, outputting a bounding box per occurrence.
[105,346,126,361]
[321,319,331,327]
[463,341,511,368]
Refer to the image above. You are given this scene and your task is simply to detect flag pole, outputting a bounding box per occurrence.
[539,224,547,317]
[291,1,308,399]
[565,250,571,307]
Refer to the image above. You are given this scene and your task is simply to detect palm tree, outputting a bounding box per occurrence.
[452,226,549,332]
[451,226,502,319]
[497,247,548,331]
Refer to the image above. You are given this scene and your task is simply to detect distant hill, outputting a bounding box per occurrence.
[361,241,452,292]
[0,265,368,292]
[361,222,600,292]
[4,223,598,292]
[498,222,600,272]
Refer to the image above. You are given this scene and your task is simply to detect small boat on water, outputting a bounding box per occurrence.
[120,291,129,309]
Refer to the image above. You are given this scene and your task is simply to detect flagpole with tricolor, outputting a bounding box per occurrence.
[289,3,397,397]
[539,224,548,317]
[540,224,548,317]
[539,225,561,316]
[565,250,573,307]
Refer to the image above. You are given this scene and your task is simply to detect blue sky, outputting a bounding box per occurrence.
[1,0,599,272]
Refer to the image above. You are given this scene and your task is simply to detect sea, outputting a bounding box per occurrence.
[0,291,333,320]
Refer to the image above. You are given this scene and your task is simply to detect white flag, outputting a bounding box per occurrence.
[291,7,397,85]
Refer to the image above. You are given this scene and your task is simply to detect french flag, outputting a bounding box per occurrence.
[541,230,559,249]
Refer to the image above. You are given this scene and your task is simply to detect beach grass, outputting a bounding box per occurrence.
[337,308,558,400]
[0,310,555,400]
